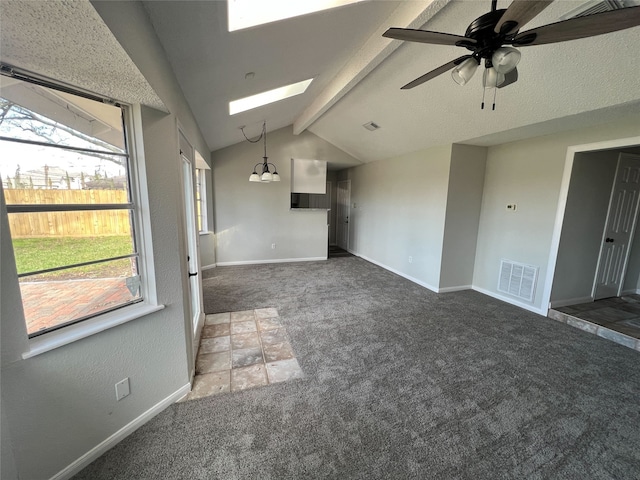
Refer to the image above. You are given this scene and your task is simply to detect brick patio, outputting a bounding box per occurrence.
[20,278,136,335]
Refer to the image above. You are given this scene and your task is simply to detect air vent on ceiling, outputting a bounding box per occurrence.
[559,0,639,20]
[363,121,381,131]
[497,259,538,302]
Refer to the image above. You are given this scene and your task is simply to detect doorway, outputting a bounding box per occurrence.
[336,180,350,251]
[592,153,640,300]
[546,141,640,349]
[550,149,640,308]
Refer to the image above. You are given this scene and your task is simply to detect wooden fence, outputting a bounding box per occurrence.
[5,189,131,237]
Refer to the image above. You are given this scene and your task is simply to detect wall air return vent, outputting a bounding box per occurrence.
[497,259,538,302]
[559,0,640,20]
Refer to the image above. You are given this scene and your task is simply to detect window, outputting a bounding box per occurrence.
[195,168,207,233]
[1,73,143,338]
[227,0,364,31]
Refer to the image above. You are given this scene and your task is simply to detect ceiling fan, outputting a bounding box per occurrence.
[383,0,640,96]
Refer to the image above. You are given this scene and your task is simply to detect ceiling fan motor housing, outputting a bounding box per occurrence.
[459,9,516,65]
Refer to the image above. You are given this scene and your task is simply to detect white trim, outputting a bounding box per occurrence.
[129,105,159,306]
[549,296,593,308]
[350,251,544,314]
[542,135,640,313]
[472,286,547,316]
[50,383,191,480]
[356,253,439,293]
[201,264,217,271]
[217,257,327,266]
[438,285,472,293]
[621,288,640,296]
[23,304,165,359]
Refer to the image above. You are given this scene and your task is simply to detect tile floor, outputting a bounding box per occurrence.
[548,295,640,351]
[182,308,304,402]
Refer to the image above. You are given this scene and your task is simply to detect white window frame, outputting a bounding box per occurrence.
[0,70,163,358]
[196,168,207,233]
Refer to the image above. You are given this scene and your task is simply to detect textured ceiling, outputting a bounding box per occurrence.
[308,0,640,162]
[142,0,406,150]
[0,0,165,112]
[2,0,637,165]
[144,0,640,163]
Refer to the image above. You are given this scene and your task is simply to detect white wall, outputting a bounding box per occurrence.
[550,150,618,304]
[440,144,487,290]
[345,145,452,290]
[474,119,640,313]
[212,127,358,264]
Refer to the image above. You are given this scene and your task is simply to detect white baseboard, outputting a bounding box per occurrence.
[621,288,640,296]
[52,383,191,480]
[217,257,326,266]
[356,254,439,293]
[201,264,217,271]
[549,296,593,308]
[438,285,472,293]
[471,286,547,316]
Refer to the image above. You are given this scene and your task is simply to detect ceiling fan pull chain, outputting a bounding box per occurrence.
[481,86,486,110]
[492,86,497,111]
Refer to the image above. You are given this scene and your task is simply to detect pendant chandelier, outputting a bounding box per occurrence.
[243,121,280,183]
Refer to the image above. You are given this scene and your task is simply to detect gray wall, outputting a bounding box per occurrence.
[211,127,358,264]
[440,144,487,289]
[1,2,211,478]
[623,220,640,293]
[550,150,618,304]
[344,145,453,289]
[0,106,193,480]
[473,119,640,311]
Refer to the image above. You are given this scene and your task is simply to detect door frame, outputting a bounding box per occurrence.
[591,153,640,300]
[543,135,640,311]
[336,179,351,251]
[178,128,205,379]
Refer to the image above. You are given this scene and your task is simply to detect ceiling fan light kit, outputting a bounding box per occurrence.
[491,46,521,73]
[382,0,640,108]
[451,57,480,85]
[483,67,506,89]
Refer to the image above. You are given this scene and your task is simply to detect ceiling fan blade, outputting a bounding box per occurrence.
[495,0,554,35]
[513,6,640,46]
[383,28,476,47]
[401,56,472,90]
[497,68,518,89]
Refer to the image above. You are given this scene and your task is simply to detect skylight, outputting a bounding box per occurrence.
[229,78,313,115]
[228,0,364,31]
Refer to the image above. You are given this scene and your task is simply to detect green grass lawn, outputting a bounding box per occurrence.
[14,236,134,279]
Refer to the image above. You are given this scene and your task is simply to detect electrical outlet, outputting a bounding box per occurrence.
[115,378,130,401]
[271,243,276,249]
[408,256,413,264]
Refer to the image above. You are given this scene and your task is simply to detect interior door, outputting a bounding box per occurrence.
[336,180,350,250]
[593,153,640,299]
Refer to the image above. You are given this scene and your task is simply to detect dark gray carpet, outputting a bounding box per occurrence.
[76,257,640,479]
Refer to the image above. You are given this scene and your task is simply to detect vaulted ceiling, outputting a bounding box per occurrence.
[2,0,640,167]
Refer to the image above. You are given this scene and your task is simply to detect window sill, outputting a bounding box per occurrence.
[22,303,165,359]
